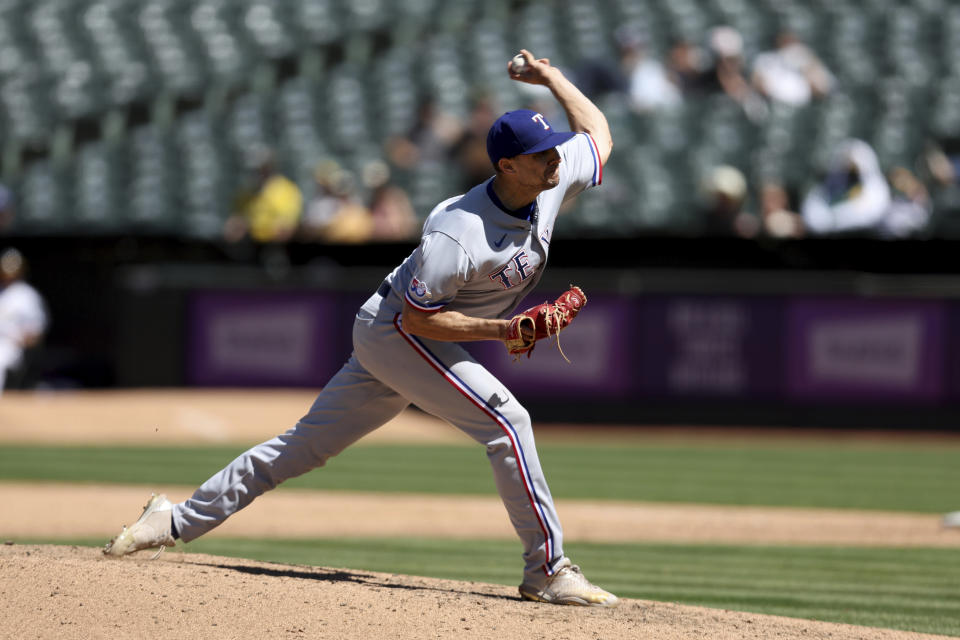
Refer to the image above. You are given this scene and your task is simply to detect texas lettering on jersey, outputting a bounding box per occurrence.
[488,250,535,289]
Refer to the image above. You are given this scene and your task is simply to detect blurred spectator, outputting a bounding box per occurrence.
[618,27,683,113]
[700,26,769,123]
[0,248,47,394]
[667,38,718,99]
[924,138,960,186]
[921,138,960,230]
[751,30,834,107]
[301,160,345,234]
[667,37,712,96]
[698,165,759,237]
[0,183,14,231]
[573,58,627,102]
[758,181,805,238]
[884,167,932,238]
[386,98,463,171]
[573,25,673,101]
[450,96,500,192]
[574,25,682,112]
[225,147,303,243]
[300,161,373,243]
[800,139,892,236]
[363,160,419,242]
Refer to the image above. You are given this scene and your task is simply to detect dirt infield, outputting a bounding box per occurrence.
[1,545,952,640]
[3,483,957,548]
[0,389,473,446]
[2,390,958,639]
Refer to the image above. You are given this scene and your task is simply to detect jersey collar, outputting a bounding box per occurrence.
[486,180,537,222]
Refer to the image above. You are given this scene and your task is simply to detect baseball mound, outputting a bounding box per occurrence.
[0,544,948,640]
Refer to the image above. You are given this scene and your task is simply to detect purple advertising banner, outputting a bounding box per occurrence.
[946,302,960,401]
[184,287,954,408]
[468,294,634,397]
[636,295,785,398]
[188,291,343,387]
[786,298,945,402]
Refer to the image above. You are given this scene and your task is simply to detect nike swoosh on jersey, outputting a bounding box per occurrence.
[494,233,507,248]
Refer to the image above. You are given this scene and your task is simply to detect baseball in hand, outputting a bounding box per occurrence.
[511,54,527,73]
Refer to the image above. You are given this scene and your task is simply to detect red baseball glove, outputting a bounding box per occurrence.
[503,285,587,361]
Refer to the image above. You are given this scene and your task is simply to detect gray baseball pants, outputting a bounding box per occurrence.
[171,300,566,588]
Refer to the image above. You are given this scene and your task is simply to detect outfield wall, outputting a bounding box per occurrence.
[115,268,960,430]
[173,284,959,423]
[12,236,960,429]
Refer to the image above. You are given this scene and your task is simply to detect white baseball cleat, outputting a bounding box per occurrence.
[519,558,620,608]
[103,493,176,557]
[943,511,960,528]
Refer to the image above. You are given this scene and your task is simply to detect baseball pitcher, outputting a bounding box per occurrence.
[105,49,617,607]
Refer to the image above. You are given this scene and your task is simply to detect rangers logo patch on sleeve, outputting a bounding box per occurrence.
[410,277,429,299]
[405,276,446,312]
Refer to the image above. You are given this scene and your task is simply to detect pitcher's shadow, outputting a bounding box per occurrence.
[185,558,518,602]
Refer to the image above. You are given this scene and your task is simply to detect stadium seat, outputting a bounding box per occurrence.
[187,0,253,91]
[174,111,233,239]
[293,0,341,46]
[369,49,419,140]
[126,124,180,232]
[226,92,273,159]
[434,0,484,33]
[242,1,297,60]
[0,76,55,150]
[468,20,518,108]
[81,0,156,108]
[621,145,687,231]
[16,159,71,232]
[275,76,326,164]
[324,63,375,154]
[0,2,39,83]
[930,76,960,140]
[419,35,472,120]
[73,141,125,231]
[137,0,206,97]
[558,3,615,64]
[516,3,563,67]
[342,0,391,34]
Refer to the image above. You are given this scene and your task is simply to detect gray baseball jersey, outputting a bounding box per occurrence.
[379,131,601,320]
[172,132,602,589]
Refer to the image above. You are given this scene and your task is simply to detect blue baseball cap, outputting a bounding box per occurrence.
[486,109,575,169]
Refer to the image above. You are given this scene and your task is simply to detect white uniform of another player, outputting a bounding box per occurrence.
[0,261,47,393]
[108,50,618,606]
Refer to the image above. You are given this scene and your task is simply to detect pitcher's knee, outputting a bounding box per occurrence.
[501,402,532,433]
[484,402,532,449]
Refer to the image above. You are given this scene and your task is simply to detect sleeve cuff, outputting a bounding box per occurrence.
[404,292,447,312]
[585,133,602,186]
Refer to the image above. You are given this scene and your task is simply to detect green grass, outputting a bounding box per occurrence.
[25,537,960,638]
[0,441,958,511]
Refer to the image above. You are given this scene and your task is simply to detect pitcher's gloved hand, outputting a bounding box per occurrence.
[503,285,587,361]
